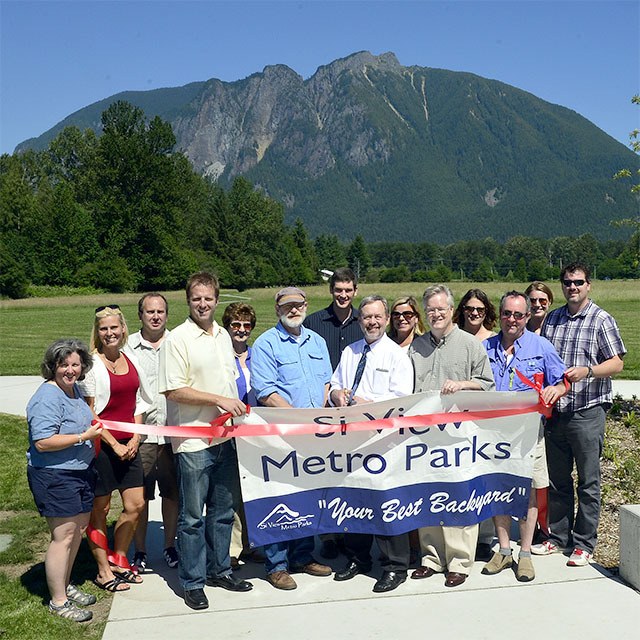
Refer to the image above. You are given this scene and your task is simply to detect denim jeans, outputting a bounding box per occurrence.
[545,405,606,553]
[264,536,315,575]
[176,441,239,591]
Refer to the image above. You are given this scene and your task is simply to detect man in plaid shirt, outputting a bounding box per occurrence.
[538,262,626,566]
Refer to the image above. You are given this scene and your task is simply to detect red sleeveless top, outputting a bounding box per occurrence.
[100,353,139,440]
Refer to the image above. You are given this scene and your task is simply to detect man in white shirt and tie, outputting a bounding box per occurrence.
[330,295,414,593]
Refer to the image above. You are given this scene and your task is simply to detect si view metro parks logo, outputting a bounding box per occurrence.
[257,503,315,531]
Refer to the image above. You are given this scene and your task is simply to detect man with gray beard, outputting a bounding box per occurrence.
[251,286,333,590]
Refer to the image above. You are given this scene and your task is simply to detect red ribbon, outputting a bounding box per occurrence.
[93,387,555,439]
[86,524,135,573]
[515,370,570,418]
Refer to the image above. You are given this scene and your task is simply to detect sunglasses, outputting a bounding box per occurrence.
[463,305,485,314]
[501,310,527,320]
[391,310,416,320]
[529,298,549,307]
[562,279,586,287]
[95,304,121,313]
[230,321,252,330]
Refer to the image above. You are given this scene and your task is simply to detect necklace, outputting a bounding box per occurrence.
[102,353,120,373]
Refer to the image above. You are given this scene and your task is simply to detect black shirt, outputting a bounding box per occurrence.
[303,304,363,371]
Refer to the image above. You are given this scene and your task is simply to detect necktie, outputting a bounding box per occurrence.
[348,343,371,405]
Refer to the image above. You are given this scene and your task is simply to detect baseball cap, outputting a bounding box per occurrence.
[275,286,306,305]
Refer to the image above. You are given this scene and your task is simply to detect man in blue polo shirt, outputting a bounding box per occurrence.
[251,286,333,590]
[482,290,568,582]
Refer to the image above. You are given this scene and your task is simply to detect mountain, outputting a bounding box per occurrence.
[16,51,638,242]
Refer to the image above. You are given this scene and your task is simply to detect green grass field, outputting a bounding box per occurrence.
[0,280,638,378]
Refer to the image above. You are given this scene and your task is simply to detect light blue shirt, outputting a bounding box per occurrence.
[483,329,566,392]
[251,323,332,408]
[27,382,95,470]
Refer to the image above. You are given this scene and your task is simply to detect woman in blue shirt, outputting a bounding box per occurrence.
[26,339,104,622]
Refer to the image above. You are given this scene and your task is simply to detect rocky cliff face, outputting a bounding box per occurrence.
[16,51,638,241]
[173,51,407,180]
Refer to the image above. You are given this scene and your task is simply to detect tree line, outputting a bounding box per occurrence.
[1,101,637,299]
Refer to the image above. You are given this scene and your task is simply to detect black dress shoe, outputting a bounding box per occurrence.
[372,571,407,593]
[445,571,467,588]
[334,560,371,582]
[206,574,253,592]
[184,588,209,610]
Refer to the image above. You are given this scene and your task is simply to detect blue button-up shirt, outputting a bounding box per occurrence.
[483,329,566,392]
[251,322,332,408]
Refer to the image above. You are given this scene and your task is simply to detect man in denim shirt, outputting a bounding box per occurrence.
[251,286,333,590]
[482,291,567,582]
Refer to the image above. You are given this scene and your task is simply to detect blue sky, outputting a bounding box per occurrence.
[1,0,638,155]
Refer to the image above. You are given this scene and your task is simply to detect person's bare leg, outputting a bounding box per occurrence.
[113,486,145,561]
[133,502,149,553]
[89,495,119,585]
[519,490,538,553]
[45,517,79,605]
[493,515,512,551]
[162,497,178,549]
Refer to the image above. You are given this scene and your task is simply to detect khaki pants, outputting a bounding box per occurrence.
[419,524,478,575]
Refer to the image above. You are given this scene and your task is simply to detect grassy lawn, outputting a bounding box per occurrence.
[1,280,638,378]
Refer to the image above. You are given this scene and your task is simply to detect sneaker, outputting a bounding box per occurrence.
[66,584,97,606]
[49,600,93,622]
[481,551,513,575]
[163,546,179,568]
[516,556,535,582]
[131,551,147,573]
[567,548,593,566]
[267,570,297,590]
[531,540,560,556]
[291,561,332,577]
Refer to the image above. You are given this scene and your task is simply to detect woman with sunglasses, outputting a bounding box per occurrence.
[388,296,426,351]
[453,289,497,342]
[78,305,152,591]
[221,302,261,565]
[524,281,554,334]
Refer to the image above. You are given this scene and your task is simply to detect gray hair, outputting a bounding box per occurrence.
[422,284,454,309]
[359,295,389,316]
[41,339,93,381]
[499,290,531,314]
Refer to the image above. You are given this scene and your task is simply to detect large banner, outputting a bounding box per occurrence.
[233,391,541,548]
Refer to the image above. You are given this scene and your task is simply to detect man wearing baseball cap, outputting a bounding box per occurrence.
[251,286,333,589]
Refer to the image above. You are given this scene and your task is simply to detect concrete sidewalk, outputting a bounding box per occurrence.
[103,496,639,640]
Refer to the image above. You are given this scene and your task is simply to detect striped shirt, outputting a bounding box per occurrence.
[541,300,626,412]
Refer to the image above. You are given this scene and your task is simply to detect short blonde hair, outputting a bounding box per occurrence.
[91,306,128,353]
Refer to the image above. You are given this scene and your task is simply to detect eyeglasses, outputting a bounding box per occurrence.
[501,310,527,320]
[562,279,586,288]
[425,307,451,316]
[95,304,120,313]
[230,321,252,330]
[278,301,306,312]
[529,298,549,307]
[391,310,416,320]
[463,305,485,315]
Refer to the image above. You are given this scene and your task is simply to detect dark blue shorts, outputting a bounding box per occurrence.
[28,465,96,518]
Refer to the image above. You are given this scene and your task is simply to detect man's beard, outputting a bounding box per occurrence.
[281,312,306,330]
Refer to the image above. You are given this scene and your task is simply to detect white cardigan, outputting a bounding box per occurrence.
[78,346,153,417]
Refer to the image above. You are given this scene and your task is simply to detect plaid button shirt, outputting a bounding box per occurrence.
[542,300,626,412]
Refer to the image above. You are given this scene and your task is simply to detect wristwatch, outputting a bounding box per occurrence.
[587,365,594,378]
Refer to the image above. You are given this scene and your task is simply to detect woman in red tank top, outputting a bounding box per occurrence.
[79,305,149,591]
